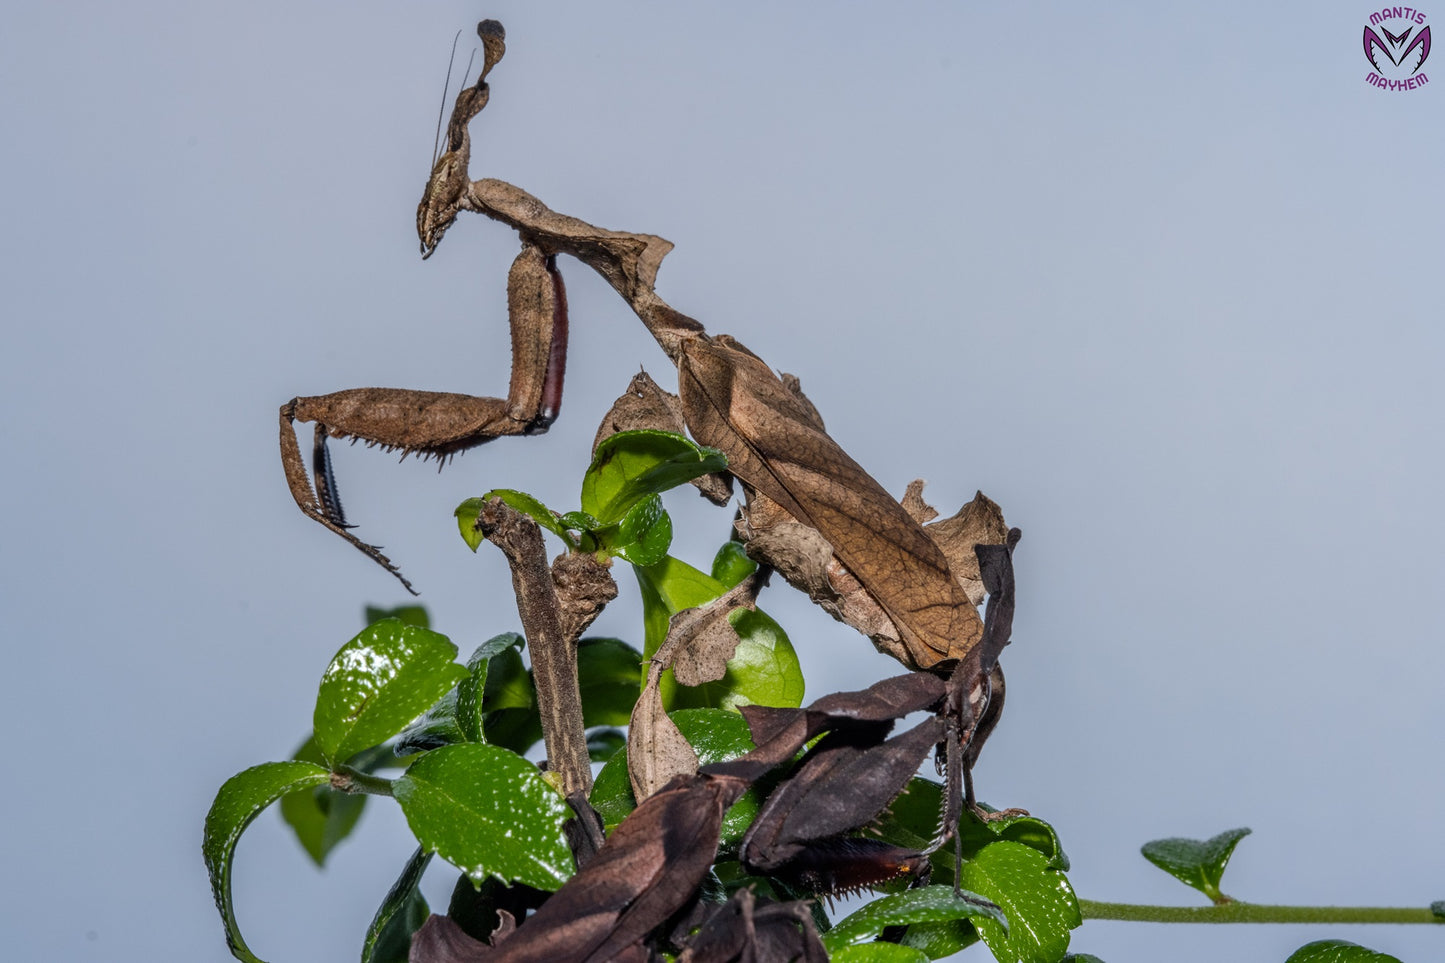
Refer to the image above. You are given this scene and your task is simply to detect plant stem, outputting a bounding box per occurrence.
[330,765,394,797]
[480,497,594,799]
[1078,899,1443,925]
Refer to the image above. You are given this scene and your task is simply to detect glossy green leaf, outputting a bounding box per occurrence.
[590,708,765,848]
[1140,827,1251,903]
[710,540,758,587]
[1061,955,1108,963]
[362,846,432,963]
[634,556,804,711]
[203,761,331,963]
[1284,940,1403,963]
[476,638,544,755]
[585,761,633,829]
[829,944,930,963]
[393,689,465,756]
[581,430,728,524]
[454,497,487,552]
[898,919,980,961]
[313,620,469,768]
[483,708,544,757]
[458,633,526,743]
[963,806,1070,872]
[586,727,626,762]
[874,778,1069,878]
[957,841,1080,963]
[483,644,533,711]
[393,744,573,891]
[395,632,526,755]
[577,637,643,727]
[560,510,601,533]
[610,494,673,566]
[823,886,1006,954]
[482,489,573,541]
[365,605,430,628]
[278,736,384,866]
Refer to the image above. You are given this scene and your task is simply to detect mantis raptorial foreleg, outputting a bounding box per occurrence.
[279,242,567,594]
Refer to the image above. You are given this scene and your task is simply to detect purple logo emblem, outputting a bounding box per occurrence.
[1364,7,1431,90]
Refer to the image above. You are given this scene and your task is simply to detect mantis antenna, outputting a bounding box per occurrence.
[429,29,476,170]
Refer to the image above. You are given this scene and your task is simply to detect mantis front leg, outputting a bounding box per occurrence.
[279,243,568,592]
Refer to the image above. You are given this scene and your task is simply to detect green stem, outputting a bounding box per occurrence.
[330,765,395,797]
[1079,899,1443,925]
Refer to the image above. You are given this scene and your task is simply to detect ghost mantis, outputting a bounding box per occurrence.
[279,20,1020,826]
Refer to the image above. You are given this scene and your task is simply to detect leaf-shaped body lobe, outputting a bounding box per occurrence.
[742,717,942,874]
[679,888,827,963]
[486,772,747,962]
[410,914,492,962]
[676,335,981,668]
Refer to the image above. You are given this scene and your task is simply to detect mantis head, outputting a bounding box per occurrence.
[417,20,506,259]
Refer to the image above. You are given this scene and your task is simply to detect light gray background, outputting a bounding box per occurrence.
[2,2,1440,961]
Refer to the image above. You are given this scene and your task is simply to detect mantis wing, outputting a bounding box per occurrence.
[676,334,982,669]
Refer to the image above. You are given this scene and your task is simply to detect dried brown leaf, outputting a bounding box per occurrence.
[926,491,1010,606]
[478,772,748,962]
[901,479,940,525]
[628,663,699,801]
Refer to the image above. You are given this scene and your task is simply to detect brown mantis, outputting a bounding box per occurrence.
[280,20,1018,816]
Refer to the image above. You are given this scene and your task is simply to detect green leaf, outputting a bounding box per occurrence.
[1061,955,1109,963]
[584,758,634,830]
[829,944,931,963]
[365,605,430,628]
[560,510,601,533]
[395,632,524,755]
[710,540,758,587]
[393,689,465,756]
[1284,940,1403,963]
[1140,827,1251,903]
[459,633,527,743]
[590,708,765,849]
[483,707,545,757]
[580,430,728,523]
[586,727,626,762]
[957,841,1081,963]
[362,846,432,963]
[577,638,643,727]
[476,638,544,755]
[393,744,573,891]
[874,778,1069,879]
[634,556,804,711]
[454,497,487,552]
[962,807,1070,872]
[482,489,573,540]
[609,494,673,566]
[868,774,1072,960]
[823,886,1006,954]
[419,635,636,759]
[897,918,980,960]
[483,643,533,711]
[203,761,331,963]
[313,620,469,768]
[278,736,368,866]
